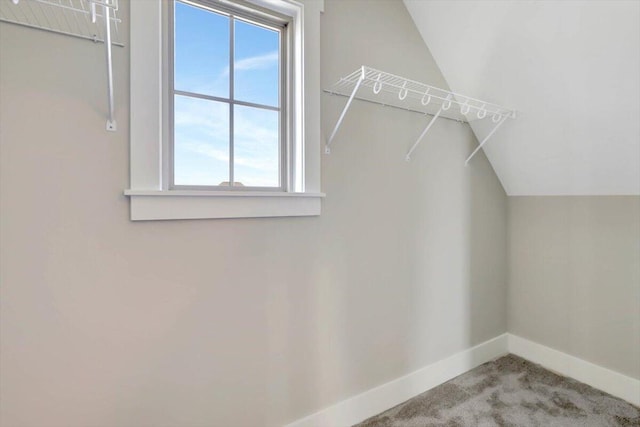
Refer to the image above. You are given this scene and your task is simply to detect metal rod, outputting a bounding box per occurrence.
[103,2,115,130]
[325,70,365,154]
[465,114,509,165]
[0,19,125,46]
[4,2,22,21]
[34,0,118,19]
[405,106,443,161]
[68,0,86,36]
[23,0,40,25]
[34,0,55,32]
[57,0,77,37]
[78,0,96,38]
[323,90,464,123]
[113,11,120,42]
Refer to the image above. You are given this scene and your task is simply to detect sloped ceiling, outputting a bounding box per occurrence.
[404,0,640,195]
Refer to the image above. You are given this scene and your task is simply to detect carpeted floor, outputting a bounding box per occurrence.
[355,354,640,427]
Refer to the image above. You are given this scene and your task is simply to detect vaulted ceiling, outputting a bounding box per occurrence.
[404,0,640,195]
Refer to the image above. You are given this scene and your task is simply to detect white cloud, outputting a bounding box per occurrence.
[236,51,279,71]
[221,51,279,76]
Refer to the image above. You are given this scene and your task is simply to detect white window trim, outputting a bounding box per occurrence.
[126,0,324,221]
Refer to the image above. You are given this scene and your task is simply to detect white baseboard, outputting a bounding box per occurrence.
[507,333,640,406]
[283,333,639,427]
[283,334,509,427]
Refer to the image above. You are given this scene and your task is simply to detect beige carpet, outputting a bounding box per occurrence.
[355,354,640,427]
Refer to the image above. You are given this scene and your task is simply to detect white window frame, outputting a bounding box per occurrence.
[170,0,289,191]
[125,0,324,221]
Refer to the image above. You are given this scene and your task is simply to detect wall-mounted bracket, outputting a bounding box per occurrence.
[405,106,444,161]
[1,0,122,132]
[465,113,510,165]
[325,67,365,154]
[102,1,116,131]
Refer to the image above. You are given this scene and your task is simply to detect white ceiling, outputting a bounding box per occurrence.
[404,0,640,195]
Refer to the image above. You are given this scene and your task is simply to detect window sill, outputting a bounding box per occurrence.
[124,190,325,221]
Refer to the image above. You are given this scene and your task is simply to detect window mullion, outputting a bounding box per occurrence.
[173,89,232,105]
[229,15,235,186]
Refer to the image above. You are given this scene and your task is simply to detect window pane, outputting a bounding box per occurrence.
[234,19,280,107]
[233,105,279,187]
[174,95,229,186]
[174,1,229,98]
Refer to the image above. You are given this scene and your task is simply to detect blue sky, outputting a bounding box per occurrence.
[173,1,280,187]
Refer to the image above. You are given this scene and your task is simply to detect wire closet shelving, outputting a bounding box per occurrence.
[0,0,123,131]
[324,66,517,164]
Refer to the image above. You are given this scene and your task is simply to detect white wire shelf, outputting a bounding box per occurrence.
[0,0,122,131]
[0,0,123,46]
[324,66,517,163]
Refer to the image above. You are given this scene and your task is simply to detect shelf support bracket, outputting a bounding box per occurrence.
[325,67,365,154]
[103,2,116,131]
[465,113,510,165]
[405,106,444,161]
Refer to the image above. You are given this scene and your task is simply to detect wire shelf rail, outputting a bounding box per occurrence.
[324,66,517,164]
[0,0,123,131]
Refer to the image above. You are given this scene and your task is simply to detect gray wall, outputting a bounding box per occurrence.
[0,1,508,426]
[508,196,640,379]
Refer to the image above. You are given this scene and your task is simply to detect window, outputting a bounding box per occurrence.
[126,0,325,220]
[171,0,287,190]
